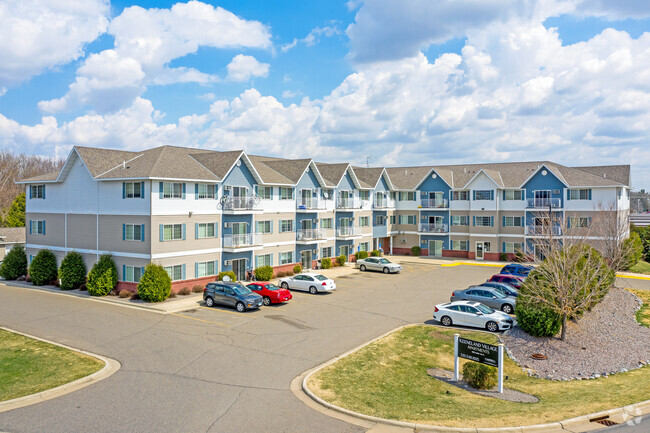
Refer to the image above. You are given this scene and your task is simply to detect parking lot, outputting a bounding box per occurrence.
[1,262,648,433]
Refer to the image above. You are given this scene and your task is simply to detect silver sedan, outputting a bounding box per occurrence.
[450,286,516,314]
[433,301,514,332]
[355,257,402,274]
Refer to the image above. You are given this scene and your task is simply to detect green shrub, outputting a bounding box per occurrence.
[29,249,58,286]
[255,265,273,281]
[87,254,118,297]
[321,258,332,269]
[621,232,644,270]
[411,246,421,256]
[462,362,498,390]
[499,252,508,261]
[218,271,237,281]
[515,302,562,337]
[0,244,28,280]
[293,264,303,274]
[370,249,380,257]
[58,251,87,290]
[354,250,369,260]
[337,255,347,266]
[137,264,171,302]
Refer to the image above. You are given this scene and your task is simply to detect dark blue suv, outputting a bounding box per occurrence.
[500,263,533,277]
[203,282,263,312]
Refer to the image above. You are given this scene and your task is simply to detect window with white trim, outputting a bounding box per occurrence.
[474,190,493,200]
[124,182,143,198]
[196,261,216,277]
[399,191,416,201]
[359,190,370,201]
[322,246,332,258]
[503,190,523,200]
[375,215,386,225]
[280,219,293,232]
[389,215,396,224]
[124,266,143,283]
[30,185,45,199]
[451,190,469,201]
[164,265,183,281]
[451,215,469,226]
[197,183,215,199]
[196,223,216,238]
[255,254,272,268]
[474,216,492,227]
[255,220,272,234]
[359,216,370,227]
[451,240,469,251]
[30,220,45,235]
[163,224,183,241]
[124,224,143,241]
[568,217,591,228]
[163,182,183,199]
[257,186,272,200]
[503,242,523,253]
[279,187,293,200]
[503,216,523,227]
[279,251,293,265]
[569,189,591,200]
[398,214,416,225]
[320,218,333,229]
[359,242,369,252]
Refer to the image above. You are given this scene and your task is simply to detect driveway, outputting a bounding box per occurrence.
[0,263,647,432]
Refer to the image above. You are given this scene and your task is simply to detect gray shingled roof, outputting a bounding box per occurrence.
[18,172,59,183]
[314,163,350,187]
[385,166,434,189]
[76,146,140,178]
[571,165,630,187]
[351,167,384,189]
[0,227,25,244]
[253,157,312,183]
[246,155,294,184]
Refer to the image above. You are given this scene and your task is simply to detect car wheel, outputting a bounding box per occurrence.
[360,265,366,271]
[383,267,389,274]
[486,321,499,332]
[440,316,452,326]
[263,296,271,306]
[205,297,215,307]
[309,286,318,295]
[501,304,514,314]
[235,302,245,312]
[281,282,289,289]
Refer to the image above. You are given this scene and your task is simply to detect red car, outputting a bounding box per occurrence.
[247,282,293,306]
[488,274,525,289]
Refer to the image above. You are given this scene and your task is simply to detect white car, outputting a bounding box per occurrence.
[355,257,402,274]
[279,273,336,294]
[433,301,514,332]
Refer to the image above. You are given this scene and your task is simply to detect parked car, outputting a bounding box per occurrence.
[450,287,516,314]
[500,263,533,277]
[203,281,263,312]
[488,274,525,289]
[480,281,519,297]
[279,273,336,294]
[433,301,513,332]
[247,282,292,306]
[355,257,402,273]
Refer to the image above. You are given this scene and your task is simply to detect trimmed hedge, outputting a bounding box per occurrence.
[58,251,87,290]
[137,264,171,302]
[29,249,58,286]
[0,244,27,280]
[337,255,347,266]
[321,258,332,269]
[370,250,380,257]
[411,246,421,256]
[218,271,237,281]
[354,250,369,260]
[293,264,303,274]
[255,265,273,281]
[515,302,562,337]
[462,361,497,390]
[87,254,118,297]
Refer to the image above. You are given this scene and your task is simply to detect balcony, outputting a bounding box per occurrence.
[221,196,260,212]
[296,197,325,211]
[420,198,448,209]
[336,226,360,237]
[418,223,449,233]
[223,233,262,249]
[525,225,562,236]
[336,198,361,210]
[296,229,324,242]
[372,198,394,209]
[526,198,561,209]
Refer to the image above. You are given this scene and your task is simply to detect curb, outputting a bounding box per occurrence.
[296,324,650,433]
[0,326,121,413]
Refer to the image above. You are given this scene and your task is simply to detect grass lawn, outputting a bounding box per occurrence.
[630,289,650,327]
[630,260,650,275]
[309,325,650,428]
[0,329,104,402]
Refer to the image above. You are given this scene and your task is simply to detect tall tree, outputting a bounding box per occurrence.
[3,193,25,227]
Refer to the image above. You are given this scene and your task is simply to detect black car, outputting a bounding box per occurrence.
[500,263,533,277]
[203,281,263,312]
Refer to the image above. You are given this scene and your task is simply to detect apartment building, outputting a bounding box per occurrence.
[19,145,630,291]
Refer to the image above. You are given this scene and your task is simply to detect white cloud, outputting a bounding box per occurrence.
[281,24,343,52]
[282,90,297,98]
[0,0,109,88]
[197,93,217,101]
[226,55,270,82]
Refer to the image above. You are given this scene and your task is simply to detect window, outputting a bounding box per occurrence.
[124,266,143,283]
[389,215,396,224]
[320,218,333,229]
[196,183,215,199]
[255,254,272,268]
[503,242,523,253]
[359,242,369,252]
[196,261,216,277]
[256,186,272,200]
[568,217,591,228]
[279,251,293,265]
[474,216,493,227]
[503,190,523,200]
[164,265,184,281]
[569,189,591,200]
[255,220,272,234]
[322,246,332,258]
[375,215,386,225]
[451,240,469,251]
[280,219,294,232]
[124,182,143,198]
[124,224,144,241]
[359,190,370,201]
[30,185,45,199]
[473,190,493,200]
[483,242,491,251]
[503,216,523,227]
[162,224,184,241]
[359,216,370,227]
[451,190,469,201]
[399,191,416,201]
[196,222,217,239]
[279,187,294,200]
[162,182,183,199]
[398,215,416,225]
[451,215,469,226]
[30,220,45,235]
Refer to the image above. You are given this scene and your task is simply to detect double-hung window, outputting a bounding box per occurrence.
[451,215,469,226]
[280,219,294,233]
[568,217,591,228]
[375,215,386,225]
[399,191,416,201]
[196,261,216,277]
[451,190,469,201]
[359,191,370,201]
[196,183,215,199]
[503,216,523,227]
[451,240,469,251]
[474,216,493,227]
[162,182,183,199]
[389,215,396,224]
[569,189,591,200]
[124,266,143,283]
[503,190,523,200]
[503,242,523,254]
[279,187,294,200]
[398,215,416,225]
[359,216,370,227]
[162,224,184,241]
[164,265,184,281]
[30,185,45,199]
[255,220,272,234]
[320,218,333,229]
[30,220,45,235]
[196,223,216,239]
[279,251,293,265]
[359,242,370,252]
[256,186,272,200]
[255,254,272,268]
[473,190,493,200]
[322,246,332,258]
[124,224,144,241]
[124,182,143,198]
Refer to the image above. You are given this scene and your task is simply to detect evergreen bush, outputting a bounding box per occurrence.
[411,246,421,256]
[370,250,380,257]
[58,251,87,290]
[321,258,332,269]
[515,302,562,337]
[29,249,58,286]
[293,264,303,274]
[462,362,497,390]
[218,271,237,281]
[255,265,273,281]
[354,250,369,260]
[137,264,171,302]
[337,255,347,266]
[87,254,118,297]
[0,244,27,280]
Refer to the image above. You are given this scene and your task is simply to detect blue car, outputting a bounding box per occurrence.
[500,263,533,277]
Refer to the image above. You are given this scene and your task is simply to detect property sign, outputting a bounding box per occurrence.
[457,337,499,367]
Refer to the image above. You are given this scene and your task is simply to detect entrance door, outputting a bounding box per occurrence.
[231,222,247,246]
[476,242,485,260]
[429,191,443,207]
[301,189,312,208]
[428,240,443,257]
[340,245,350,258]
[534,190,551,207]
[428,216,443,232]
[301,250,312,269]
[339,217,350,236]
[232,258,246,281]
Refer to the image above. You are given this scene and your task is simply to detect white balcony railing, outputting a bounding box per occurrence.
[223,233,262,248]
[526,198,562,209]
[221,196,259,211]
[336,226,359,237]
[296,229,323,241]
[525,225,563,236]
[336,198,360,209]
[373,199,394,209]
[296,197,324,210]
[420,198,448,208]
[418,223,449,233]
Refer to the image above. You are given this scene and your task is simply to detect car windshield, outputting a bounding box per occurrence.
[476,304,494,314]
[379,258,390,264]
[314,275,328,281]
[234,286,252,295]
[265,284,280,291]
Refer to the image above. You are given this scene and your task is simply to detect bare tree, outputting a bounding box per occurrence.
[589,204,641,271]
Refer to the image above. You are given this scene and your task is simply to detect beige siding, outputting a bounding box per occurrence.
[469,211,498,235]
[499,211,525,236]
[152,214,221,254]
[469,237,497,253]
[26,213,65,248]
[449,211,470,233]
[98,215,151,254]
[153,252,221,280]
[255,212,296,244]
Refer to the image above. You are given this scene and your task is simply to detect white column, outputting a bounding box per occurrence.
[498,343,504,393]
[454,333,460,382]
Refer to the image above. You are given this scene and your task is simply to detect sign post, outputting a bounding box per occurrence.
[453,336,503,393]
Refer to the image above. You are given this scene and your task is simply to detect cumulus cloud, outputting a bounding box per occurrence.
[226,55,270,82]
[0,0,109,87]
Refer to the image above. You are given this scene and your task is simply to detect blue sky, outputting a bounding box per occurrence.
[1,0,650,188]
